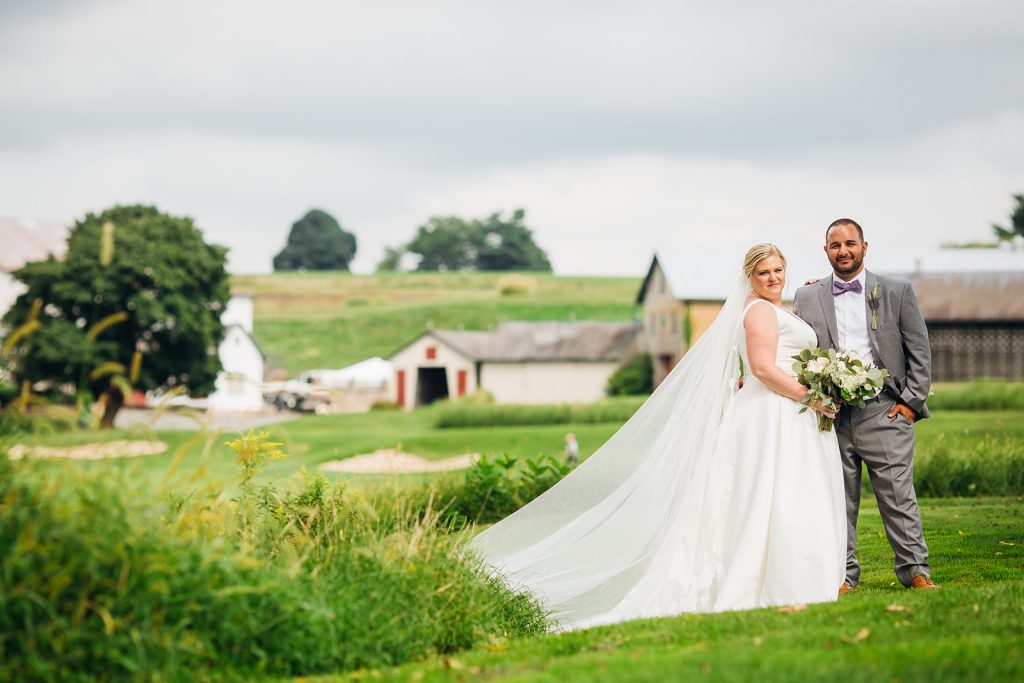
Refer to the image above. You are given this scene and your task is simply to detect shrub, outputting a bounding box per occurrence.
[457,388,495,405]
[606,352,653,396]
[928,380,1024,411]
[0,382,18,406]
[0,409,76,437]
[0,436,547,681]
[434,397,644,429]
[368,454,575,529]
[370,399,401,411]
[913,434,1024,497]
[496,274,538,297]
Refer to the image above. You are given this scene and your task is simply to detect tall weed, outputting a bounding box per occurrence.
[0,435,546,681]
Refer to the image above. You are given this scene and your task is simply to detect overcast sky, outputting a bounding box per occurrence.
[1,0,1022,276]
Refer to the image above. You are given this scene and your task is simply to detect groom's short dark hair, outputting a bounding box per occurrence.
[826,218,864,242]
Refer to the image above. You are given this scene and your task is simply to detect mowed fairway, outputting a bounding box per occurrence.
[231,271,642,374]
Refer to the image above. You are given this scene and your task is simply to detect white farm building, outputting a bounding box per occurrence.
[388,321,641,408]
[207,295,266,413]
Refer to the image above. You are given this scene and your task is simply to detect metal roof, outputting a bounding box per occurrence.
[0,217,68,272]
[639,247,1024,304]
[396,321,641,363]
[907,272,1024,322]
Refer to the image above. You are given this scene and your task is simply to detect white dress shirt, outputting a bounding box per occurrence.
[833,270,876,367]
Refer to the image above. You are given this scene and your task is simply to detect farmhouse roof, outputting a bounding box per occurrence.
[636,248,828,303]
[906,272,1024,322]
[223,323,266,360]
[638,247,1024,304]
[394,321,641,363]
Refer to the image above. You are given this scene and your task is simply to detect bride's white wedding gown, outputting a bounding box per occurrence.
[470,282,847,631]
[707,299,846,611]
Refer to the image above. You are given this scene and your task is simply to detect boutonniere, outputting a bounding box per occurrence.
[867,283,881,330]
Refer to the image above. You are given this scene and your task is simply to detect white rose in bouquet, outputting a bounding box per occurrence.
[806,357,830,374]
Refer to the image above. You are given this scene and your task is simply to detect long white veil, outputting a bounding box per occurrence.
[469,273,751,631]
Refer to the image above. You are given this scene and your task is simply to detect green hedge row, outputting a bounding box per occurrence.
[434,397,646,429]
[928,381,1024,411]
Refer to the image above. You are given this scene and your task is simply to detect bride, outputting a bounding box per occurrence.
[469,244,847,631]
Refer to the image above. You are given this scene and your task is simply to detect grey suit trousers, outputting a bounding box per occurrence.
[835,395,930,587]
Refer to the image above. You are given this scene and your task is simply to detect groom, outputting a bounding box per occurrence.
[794,218,937,593]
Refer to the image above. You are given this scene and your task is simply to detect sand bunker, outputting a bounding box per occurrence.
[9,440,168,461]
[319,449,478,474]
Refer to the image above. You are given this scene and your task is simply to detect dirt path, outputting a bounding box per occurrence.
[318,449,478,474]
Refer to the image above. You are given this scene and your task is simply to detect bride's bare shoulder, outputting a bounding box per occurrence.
[742,296,774,312]
[742,298,777,328]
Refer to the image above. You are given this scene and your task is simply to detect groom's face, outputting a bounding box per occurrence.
[825,224,867,277]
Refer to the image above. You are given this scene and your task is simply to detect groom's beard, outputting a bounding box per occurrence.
[831,254,863,277]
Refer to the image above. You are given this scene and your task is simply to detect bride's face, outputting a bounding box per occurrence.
[750,255,785,300]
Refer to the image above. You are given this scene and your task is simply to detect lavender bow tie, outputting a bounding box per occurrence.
[832,279,863,296]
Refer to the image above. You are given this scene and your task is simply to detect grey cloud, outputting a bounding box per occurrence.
[1,1,1021,165]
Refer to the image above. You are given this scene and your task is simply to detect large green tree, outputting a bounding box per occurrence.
[992,193,1024,243]
[375,245,406,272]
[406,216,479,271]
[475,209,552,271]
[404,209,552,272]
[1,205,229,427]
[273,209,357,271]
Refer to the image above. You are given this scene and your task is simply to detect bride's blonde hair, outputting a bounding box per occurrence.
[743,243,787,278]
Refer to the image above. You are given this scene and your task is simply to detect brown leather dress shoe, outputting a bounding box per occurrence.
[909,574,939,589]
[838,582,854,596]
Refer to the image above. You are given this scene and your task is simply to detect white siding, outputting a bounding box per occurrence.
[209,325,265,412]
[481,362,617,404]
[388,335,477,409]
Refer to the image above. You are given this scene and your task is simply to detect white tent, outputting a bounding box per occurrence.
[300,357,394,390]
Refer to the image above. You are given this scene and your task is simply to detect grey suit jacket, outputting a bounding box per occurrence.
[793,270,932,419]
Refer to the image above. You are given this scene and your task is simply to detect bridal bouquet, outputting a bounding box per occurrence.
[792,347,889,432]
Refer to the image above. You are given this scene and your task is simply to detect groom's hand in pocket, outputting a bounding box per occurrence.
[888,403,917,424]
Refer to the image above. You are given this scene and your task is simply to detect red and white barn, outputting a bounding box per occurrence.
[388,321,641,408]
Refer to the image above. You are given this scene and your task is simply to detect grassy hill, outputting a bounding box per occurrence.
[312,495,1024,682]
[231,271,642,375]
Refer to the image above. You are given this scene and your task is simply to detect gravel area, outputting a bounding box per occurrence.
[318,449,479,474]
[114,407,298,432]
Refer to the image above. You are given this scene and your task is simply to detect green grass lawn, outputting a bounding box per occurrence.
[231,271,642,374]
[311,495,1024,682]
[914,409,1024,451]
[3,403,621,493]
[5,405,1024,681]
[7,406,1023,497]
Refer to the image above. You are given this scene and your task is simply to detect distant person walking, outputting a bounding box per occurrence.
[564,432,579,464]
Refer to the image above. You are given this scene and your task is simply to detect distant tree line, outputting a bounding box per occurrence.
[273,207,552,273]
[378,209,551,273]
